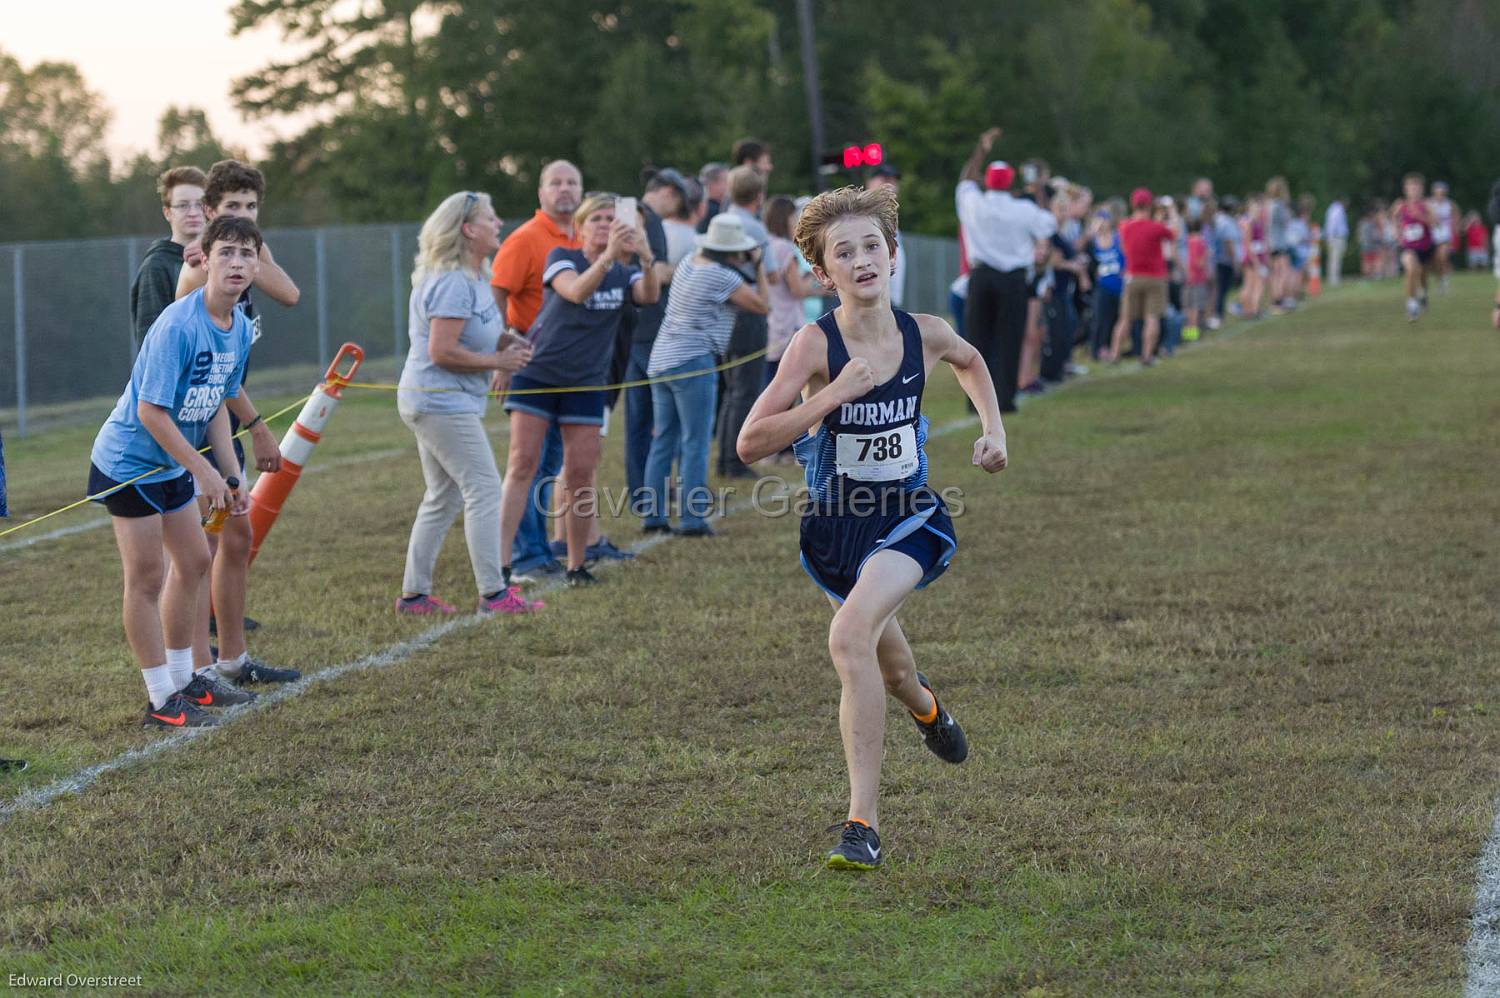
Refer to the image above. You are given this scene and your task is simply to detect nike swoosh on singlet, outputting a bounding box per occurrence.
[902,373,919,384]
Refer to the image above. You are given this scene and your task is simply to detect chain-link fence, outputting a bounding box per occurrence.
[0,223,958,436]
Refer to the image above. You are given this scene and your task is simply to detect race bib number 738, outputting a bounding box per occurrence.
[835,424,919,482]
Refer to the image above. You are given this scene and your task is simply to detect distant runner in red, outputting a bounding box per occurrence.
[1392,173,1435,323]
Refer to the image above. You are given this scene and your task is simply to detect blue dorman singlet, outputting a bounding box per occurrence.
[795,308,932,506]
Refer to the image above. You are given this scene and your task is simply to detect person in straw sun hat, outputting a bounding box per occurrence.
[639,212,770,536]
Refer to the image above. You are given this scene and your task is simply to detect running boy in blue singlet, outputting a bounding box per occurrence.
[738,186,1008,870]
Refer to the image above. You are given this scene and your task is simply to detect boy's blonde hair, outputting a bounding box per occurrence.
[793,185,899,271]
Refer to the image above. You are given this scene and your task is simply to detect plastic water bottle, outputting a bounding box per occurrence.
[203,475,240,534]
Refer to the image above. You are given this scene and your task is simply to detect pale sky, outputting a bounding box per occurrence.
[4,0,307,163]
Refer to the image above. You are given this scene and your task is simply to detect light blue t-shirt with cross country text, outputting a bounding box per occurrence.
[91,288,252,484]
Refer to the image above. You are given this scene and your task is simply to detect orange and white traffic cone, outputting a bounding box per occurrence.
[248,343,365,565]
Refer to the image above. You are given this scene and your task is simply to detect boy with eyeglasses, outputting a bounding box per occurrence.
[131,166,207,346]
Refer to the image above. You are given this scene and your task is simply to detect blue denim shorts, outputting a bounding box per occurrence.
[503,372,606,426]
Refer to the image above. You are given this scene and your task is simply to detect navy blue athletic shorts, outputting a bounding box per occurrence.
[800,492,957,602]
[87,463,195,518]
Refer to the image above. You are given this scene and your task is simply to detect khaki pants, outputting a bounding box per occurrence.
[1123,277,1166,321]
[1326,237,1345,285]
[400,409,504,597]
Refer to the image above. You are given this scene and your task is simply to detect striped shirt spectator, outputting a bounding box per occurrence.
[646,257,745,376]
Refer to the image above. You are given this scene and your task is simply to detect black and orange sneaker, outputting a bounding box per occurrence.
[912,672,968,764]
[181,670,257,708]
[142,692,219,729]
[825,820,882,871]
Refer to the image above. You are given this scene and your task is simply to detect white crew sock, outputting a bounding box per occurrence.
[165,647,194,691]
[142,664,178,709]
[215,652,248,681]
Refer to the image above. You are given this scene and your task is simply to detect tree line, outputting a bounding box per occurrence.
[3,0,1498,244]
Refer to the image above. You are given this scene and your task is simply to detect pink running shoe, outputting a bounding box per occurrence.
[395,594,457,616]
[478,586,544,615]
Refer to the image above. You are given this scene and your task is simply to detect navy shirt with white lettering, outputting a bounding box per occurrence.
[516,247,642,387]
[91,288,251,484]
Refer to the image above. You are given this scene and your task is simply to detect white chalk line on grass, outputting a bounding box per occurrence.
[0,613,477,818]
[1466,804,1500,996]
[0,417,996,822]
[0,308,1301,821]
[0,494,740,822]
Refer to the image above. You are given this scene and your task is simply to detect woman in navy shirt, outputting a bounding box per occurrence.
[498,194,659,588]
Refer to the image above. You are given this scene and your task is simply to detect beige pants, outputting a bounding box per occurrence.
[400,409,503,597]
[1326,237,1346,285]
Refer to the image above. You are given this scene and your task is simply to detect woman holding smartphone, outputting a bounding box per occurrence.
[498,193,659,588]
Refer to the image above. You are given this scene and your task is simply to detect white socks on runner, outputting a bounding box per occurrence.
[142,664,178,709]
[165,647,193,691]
[216,652,248,681]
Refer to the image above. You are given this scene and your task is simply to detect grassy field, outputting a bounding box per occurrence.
[2,277,1498,995]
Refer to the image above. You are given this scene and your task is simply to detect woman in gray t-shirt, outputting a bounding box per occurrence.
[396,191,536,617]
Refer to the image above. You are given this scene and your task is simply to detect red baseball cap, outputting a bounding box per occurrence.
[1130,186,1153,209]
[985,161,1015,191]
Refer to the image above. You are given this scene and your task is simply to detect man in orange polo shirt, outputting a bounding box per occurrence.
[492,160,582,330]
[491,159,582,576]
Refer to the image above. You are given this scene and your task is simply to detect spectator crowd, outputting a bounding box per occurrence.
[9,124,1500,739]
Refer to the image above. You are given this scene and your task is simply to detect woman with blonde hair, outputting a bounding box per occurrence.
[396,191,538,617]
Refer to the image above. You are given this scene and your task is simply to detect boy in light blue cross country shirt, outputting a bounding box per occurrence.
[88,215,274,730]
